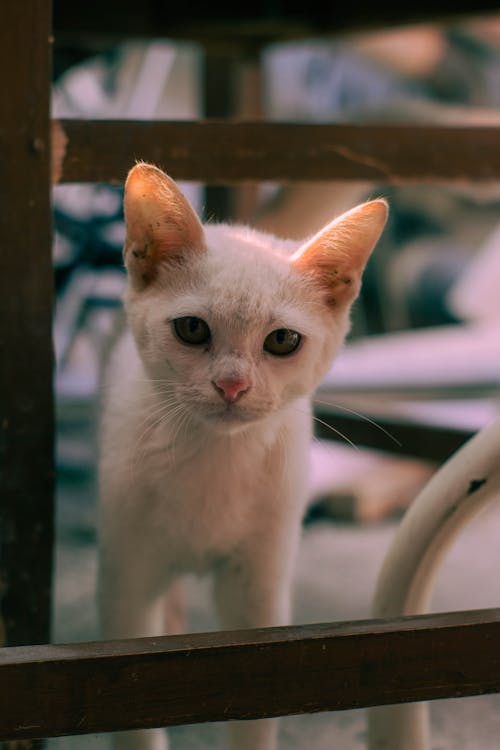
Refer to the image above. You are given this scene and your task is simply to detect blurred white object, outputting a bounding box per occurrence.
[369,414,500,750]
[448,221,500,323]
[324,324,500,394]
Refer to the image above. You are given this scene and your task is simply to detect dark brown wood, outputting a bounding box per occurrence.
[202,56,236,221]
[59,120,500,184]
[1,608,500,741]
[234,60,264,222]
[313,404,474,461]
[52,0,500,51]
[0,1,55,647]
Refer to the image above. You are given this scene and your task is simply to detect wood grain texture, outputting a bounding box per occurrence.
[1,609,500,741]
[58,121,500,184]
[0,1,55,647]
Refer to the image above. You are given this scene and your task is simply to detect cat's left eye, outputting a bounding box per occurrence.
[264,328,301,356]
[173,316,211,346]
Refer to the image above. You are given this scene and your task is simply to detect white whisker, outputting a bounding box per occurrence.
[290,402,360,452]
[133,399,180,432]
[313,397,402,447]
[129,400,187,481]
[311,415,360,451]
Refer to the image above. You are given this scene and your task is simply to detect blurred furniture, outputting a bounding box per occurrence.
[316,322,500,462]
[2,1,500,747]
[369,413,500,750]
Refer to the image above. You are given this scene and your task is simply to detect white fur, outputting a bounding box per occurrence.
[98,188,385,750]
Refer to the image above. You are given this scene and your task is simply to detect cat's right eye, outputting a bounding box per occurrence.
[173,316,211,346]
[264,328,302,356]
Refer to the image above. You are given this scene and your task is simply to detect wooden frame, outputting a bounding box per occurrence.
[2,1,500,746]
[0,0,54,650]
[59,120,500,184]
[2,609,500,741]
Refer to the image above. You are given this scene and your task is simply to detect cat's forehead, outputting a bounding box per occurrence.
[164,225,315,332]
[202,228,299,321]
[204,224,297,258]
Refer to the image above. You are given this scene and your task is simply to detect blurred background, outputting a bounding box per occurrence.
[49,13,500,749]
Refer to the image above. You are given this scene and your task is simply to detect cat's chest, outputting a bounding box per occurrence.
[136,431,280,566]
[145,431,260,491]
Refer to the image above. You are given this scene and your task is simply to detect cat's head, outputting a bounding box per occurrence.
[122,163,387,433]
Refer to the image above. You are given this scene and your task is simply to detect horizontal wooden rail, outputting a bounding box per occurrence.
[56,120,500,184]
[2,608,500,741]
[51,0,500,45]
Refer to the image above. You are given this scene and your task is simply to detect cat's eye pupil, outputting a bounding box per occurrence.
[173,316,211,346]
[264,328,301,356]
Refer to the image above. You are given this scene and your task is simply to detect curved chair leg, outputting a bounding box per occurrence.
[368,415,500,750]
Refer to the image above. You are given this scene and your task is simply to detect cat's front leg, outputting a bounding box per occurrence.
[99,580,171,750]
[227,718,278,750]
[213,556,291,750]
[213,523,299,630]
[213,525,301,750]
[98,539,175,750]
[98,552,169,641]
[110,728,169,750]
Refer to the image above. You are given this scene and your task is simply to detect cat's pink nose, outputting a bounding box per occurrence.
[213,378,250,403]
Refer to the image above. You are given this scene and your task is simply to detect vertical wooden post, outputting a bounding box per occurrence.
[202,52,264,224]
[233,57,263,223]
[202,53,236,222]
[0,1,54,648]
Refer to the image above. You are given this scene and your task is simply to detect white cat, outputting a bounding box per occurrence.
[98,163,387,750]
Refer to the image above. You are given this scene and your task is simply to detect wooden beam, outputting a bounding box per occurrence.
[58,120,500,184]
[52,0,500,49]
[2,608,500,741]
[202,56,236,221]
[0,4,55,647]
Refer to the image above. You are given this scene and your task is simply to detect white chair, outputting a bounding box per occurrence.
[368,414,500,750]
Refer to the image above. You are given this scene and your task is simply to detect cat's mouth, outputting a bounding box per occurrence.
[202,401,263,430]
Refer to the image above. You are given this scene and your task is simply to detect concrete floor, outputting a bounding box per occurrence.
[50,440,500,750]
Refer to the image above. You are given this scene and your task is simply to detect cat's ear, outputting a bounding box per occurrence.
[123,162,205,288]
[291,199,388,308]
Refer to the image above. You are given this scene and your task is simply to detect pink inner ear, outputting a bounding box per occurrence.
[123,163,205,285]
[291,199,388,307]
